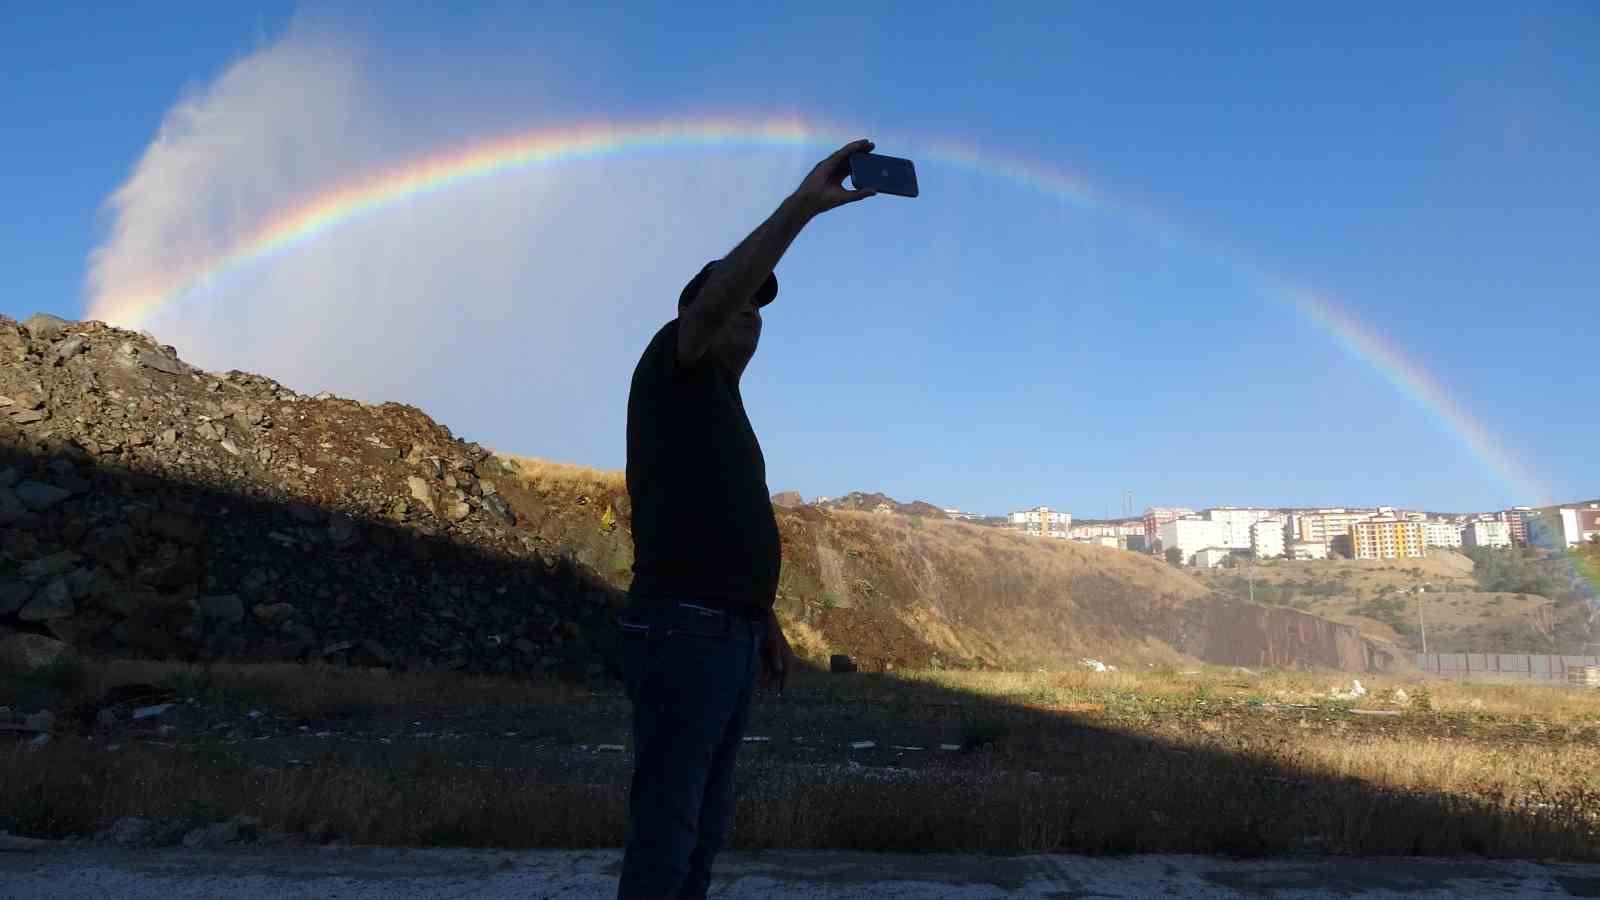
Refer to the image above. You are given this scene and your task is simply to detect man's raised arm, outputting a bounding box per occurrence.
[678,138,878,366]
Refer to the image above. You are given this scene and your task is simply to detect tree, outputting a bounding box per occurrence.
[1165,546,1184,567]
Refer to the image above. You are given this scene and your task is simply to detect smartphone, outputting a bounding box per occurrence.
[849,152,919,198]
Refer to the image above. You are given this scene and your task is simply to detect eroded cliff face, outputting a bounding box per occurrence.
[1169,597,1398,672]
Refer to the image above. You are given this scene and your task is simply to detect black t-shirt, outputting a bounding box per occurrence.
[625,319,781,610]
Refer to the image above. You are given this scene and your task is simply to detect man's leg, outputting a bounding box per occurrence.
[678,621,761,900]
[617,605,750,900]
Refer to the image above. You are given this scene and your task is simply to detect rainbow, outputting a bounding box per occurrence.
[87,114,1554,509]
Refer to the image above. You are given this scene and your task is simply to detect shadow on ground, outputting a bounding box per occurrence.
[2,441,1595,859]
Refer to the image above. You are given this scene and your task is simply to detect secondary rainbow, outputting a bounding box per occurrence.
[87,113,1553,509]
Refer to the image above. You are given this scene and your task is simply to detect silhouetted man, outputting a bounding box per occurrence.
[618,139,879,899]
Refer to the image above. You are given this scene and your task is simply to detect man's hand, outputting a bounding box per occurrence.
[760,615,797,694]
[791,139,878,219]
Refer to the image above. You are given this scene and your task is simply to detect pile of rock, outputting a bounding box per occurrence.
[0,314,622,678]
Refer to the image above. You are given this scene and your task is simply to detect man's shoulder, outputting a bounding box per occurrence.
[632,320,677,380]
[634,318,721,392]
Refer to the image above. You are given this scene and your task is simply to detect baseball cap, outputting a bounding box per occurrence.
[677,259,778,311]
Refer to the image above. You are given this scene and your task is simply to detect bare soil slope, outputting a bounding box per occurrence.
[1195,552,1588,653]
[497,456,1398,672]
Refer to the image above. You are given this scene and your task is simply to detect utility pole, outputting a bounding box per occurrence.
[1417,588,1428,654]
[1247,552,1255,605]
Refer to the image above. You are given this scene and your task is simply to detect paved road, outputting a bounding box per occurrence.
[3,845,1599,898]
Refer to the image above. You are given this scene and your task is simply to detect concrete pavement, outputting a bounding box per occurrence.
[3,845,1599,898]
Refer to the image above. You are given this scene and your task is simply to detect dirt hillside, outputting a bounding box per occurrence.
[494,459,1397,672]
[1196,552,1594,654]
[1,314,1395,676]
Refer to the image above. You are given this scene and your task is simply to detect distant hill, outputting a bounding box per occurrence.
[1195,551,1594,654]
[815,490,950,519]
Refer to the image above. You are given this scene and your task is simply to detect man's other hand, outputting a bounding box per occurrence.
[792,139,878,218]
[760,616,797,694]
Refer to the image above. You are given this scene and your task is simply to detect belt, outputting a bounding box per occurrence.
[630,595,770,623]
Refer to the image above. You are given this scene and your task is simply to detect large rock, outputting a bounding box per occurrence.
[482,494,516,525]
[47,610,116,645]
[21,313,70,340]
[181,815,258,849]
[195,594,244,624]
[407,477,436,515]
[18,551,82,580]
[0,633,71,670]
[53,335,87,365]
[103,817,158,847]
[147,511,204,545]
[0,485,21,524]
[0,322,27,362]
[19,577,75,621]
[0,581,31,616]
[136,351,184,376]
[771,490,805,508]
[14,481,71,511]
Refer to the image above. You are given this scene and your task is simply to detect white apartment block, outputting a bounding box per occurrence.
[1422,520,1464,549]
[1464,519,1513,549]
[1159,516,1225,563]
[1287,509,1373,545]
[1143,507,1194,553]
[1010,506,1073,539]
[1557,507,1600,547]
[1206,507,1275,550]
[1251,518,1286,559]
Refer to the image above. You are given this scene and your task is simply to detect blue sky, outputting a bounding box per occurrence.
[3,1,1596,516]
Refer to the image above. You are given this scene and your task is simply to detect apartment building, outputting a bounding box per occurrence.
[1463,519,1512,549]
[1527,507,1600,548]
[1010,506,1073,538]
[1191,546,1235,568]
[1143,507,1194,553]
[1251,518,1286,559]
[1498,508,1531,545]
[1206,507,1275,550]
[1287,509,1373,545]
[1159,516,1226,563]
[1575,508,1600,545]
[1350,518,1427,560]
[1422,520,1464,549]
[1290,541,1329,560]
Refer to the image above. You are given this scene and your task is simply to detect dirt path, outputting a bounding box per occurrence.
[3,846,1598,898]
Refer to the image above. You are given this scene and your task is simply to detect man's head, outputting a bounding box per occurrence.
[678,259,777,373]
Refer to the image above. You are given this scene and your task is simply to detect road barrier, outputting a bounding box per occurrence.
[1413,652,1599,682]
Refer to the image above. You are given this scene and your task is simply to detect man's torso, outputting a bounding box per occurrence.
[624,319,781,610]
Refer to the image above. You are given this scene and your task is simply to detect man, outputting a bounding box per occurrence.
[618,139,878,898]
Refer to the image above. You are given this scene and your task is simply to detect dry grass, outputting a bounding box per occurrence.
[906,663,1600,727]
[497,453,624,493]
[4,657,1598,857]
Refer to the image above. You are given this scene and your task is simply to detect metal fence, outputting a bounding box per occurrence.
[1413,653,1600,682]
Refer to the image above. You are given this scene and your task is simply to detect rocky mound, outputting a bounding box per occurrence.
[816,491,950,519]
[0,314,622,678]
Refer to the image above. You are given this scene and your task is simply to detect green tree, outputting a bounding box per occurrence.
[1165,546,1184,567]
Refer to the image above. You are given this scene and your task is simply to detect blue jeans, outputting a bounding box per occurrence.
[616,599,764,900]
